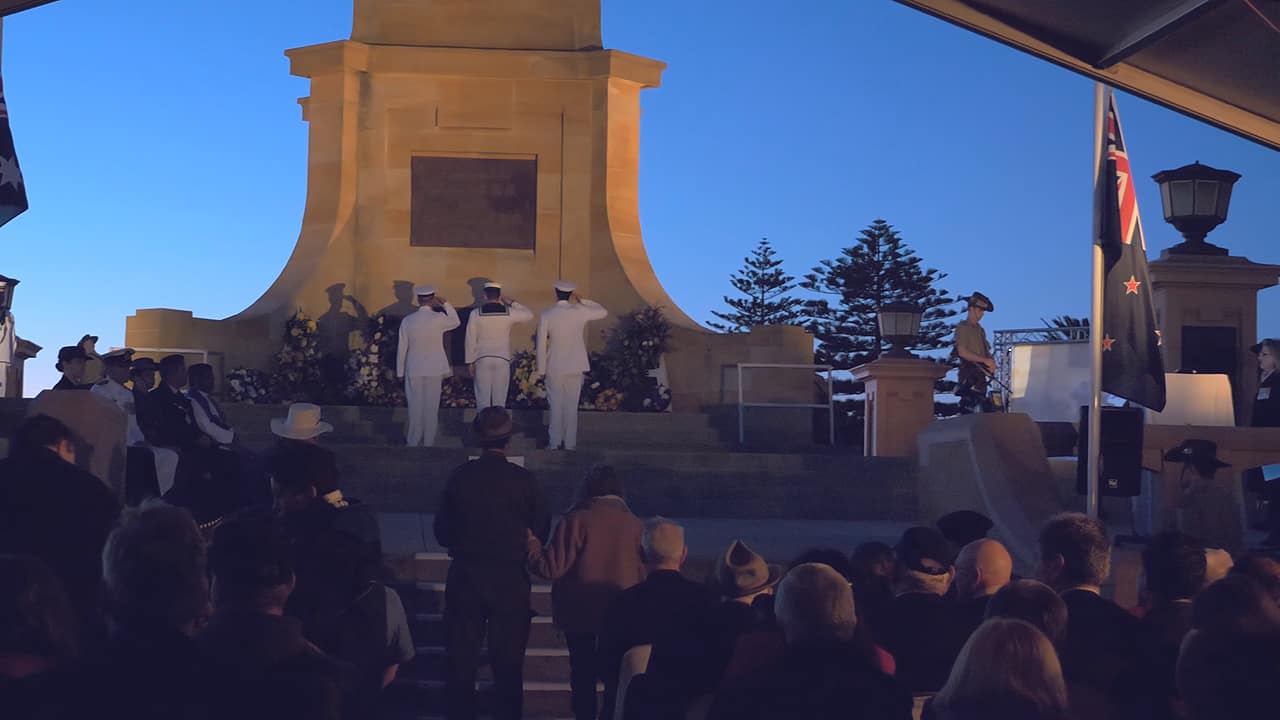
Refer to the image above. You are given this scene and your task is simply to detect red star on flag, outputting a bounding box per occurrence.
[1123,275,1141,295]
[1102,335,1116,352]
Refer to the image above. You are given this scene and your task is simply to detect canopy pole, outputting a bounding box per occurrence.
[1087,83,1106,520]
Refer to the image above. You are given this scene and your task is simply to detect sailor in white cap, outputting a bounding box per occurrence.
[465,281,534,410]
[536,280,608,450]
[396,284,459,446]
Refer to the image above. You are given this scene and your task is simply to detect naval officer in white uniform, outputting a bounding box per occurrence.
[536,280,608,450]
[465,281,533,410]
[396,285,459,447]
[91,348,179,497]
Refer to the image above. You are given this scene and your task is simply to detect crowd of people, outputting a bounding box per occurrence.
[3,396,1280,719]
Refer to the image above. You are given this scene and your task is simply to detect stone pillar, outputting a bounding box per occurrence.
[851,357,947,457]
[8,337,39,398]
[1148,252,1280,425]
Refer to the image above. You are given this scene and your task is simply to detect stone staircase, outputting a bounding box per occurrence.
[383,552,717,720]
[385,552,573,718]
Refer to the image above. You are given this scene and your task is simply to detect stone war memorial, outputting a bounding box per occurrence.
[124,0,812,416]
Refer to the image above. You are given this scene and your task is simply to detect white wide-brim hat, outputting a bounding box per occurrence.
[270,402,334,440]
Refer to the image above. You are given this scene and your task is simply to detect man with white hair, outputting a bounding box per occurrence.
[536,280,608,450]
[396,284,459,447]
[707,563,912,720]
[953,538,1013,637]
[598,518,715,719]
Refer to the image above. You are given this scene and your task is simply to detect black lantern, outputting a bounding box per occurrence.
[0,275,17,325]
[878,301,923,358]
[1151,161,1240,256]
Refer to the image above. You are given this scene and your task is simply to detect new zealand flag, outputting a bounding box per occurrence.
[0,76,28,228]
[1095,90,1165,411]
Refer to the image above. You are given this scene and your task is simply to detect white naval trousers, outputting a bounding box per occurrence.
[473,357,511,410]
[404,375,444,447]
[546,373,584,450]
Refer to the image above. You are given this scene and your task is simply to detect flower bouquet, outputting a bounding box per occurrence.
[441,374,476,409]
[345,313,405,406]
[272,310,324,402]
[509,350,548,409]
[226,367,273,404]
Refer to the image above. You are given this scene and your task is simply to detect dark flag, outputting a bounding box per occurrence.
[0,76,28,228]
[1094,90,1165,411]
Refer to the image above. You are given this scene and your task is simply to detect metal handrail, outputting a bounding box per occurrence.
[737,363,835,446]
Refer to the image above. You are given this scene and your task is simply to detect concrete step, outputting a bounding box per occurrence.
[402,646,570,683]
[384,679,578,717]
[409,614,565,650]
[394,582,554,616]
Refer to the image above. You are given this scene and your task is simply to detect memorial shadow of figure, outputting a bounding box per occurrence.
[318,284,368,402]
[378,281,419,323]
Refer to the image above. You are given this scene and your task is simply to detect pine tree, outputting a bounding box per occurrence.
[708,239,803,332]
[802,219,957,377]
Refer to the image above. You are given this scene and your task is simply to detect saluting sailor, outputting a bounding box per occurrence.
[536,280,608,451]
[396,284,460,447]
[465,281,534,410]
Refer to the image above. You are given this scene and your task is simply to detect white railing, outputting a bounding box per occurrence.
[736,363,835,446]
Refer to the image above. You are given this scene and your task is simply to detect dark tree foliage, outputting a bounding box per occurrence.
[709,239,803,332]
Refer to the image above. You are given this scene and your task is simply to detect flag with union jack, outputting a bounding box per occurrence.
[1095,90,1165,411]
[0,75,28,229]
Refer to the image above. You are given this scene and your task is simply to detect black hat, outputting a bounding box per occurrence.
[895,526,954,575]
[1249,339,1275,355]
[130,357,159,373]
[717,540,782,598]
[964,292,994,312]
[55,345,88,372]
[1163,439,1230,475]
[473,406,513,441]
[937,510,994,548]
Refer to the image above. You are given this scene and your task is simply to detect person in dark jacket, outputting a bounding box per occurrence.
[142,354,240,524]
[0,415,119,638]
[1038,513,1142,720]
[51,345,92,390]
[1246,339,1280,545]
[1135,531,1205,720]
[434,407,550,720]
[707,563,912,720]
[599,518,717,720]
[952,539,1012,640]
[527,465,645,720]
[0,554,86,720]
[91,501,215,720]
[201,512,348,720]
[880,527,967,694]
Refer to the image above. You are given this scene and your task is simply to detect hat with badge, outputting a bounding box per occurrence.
[553,280,577,293]
[1163,439,1230,476]
[414,284,436,297]
[963,292,995,312]
[483,281,503,291]
[101,348,135,367]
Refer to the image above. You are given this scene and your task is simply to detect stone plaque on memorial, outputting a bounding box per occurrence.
[410,156,536,250]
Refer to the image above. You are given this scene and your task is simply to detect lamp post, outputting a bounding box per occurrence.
[878,301,923,358]
[0,275,18,326]
[1151,161,1240,256]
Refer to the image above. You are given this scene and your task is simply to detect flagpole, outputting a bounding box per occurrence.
[1087,83,1106,521]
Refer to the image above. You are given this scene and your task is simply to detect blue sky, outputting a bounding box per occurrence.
[4,0,1277,394]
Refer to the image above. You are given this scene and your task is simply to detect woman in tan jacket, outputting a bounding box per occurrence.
[528,466,645,720]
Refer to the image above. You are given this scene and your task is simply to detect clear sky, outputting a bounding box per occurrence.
[4,0,1277,394]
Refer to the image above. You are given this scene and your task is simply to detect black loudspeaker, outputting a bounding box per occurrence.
[1076,406,1144,498]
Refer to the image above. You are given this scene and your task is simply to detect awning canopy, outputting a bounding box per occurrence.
[893,0,1280,151]
[0,1,58,17]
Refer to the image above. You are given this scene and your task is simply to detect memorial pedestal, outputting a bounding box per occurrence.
[852,357,947,457]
